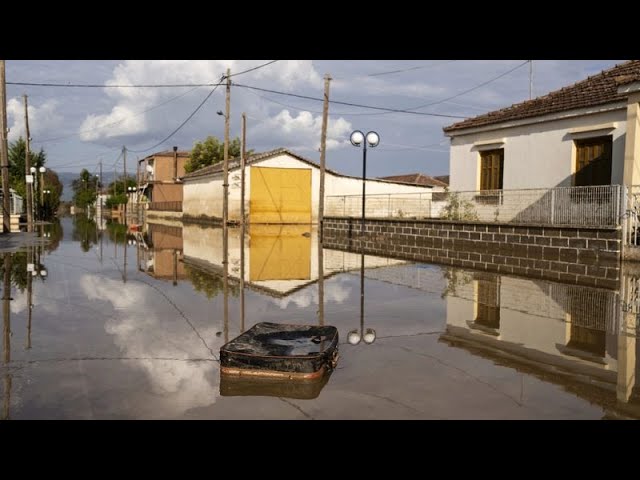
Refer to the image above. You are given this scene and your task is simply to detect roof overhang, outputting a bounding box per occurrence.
[445,102,627,138]
[617,81,640,95]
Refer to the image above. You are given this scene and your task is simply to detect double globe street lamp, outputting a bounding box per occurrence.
[349,130,380,234]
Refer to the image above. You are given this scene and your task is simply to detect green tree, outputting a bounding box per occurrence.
[72,169,99,210]
[184,136,254,173]
[106,175,136,205]
[8,137,46,199]
[41,169,63,219]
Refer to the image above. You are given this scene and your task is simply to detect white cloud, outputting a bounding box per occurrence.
[254,109,352,152]
[7,98,63,142]
[78,60,323,144]
[273,277,352,309]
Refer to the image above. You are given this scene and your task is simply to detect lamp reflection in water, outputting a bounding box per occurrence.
[348,251,376,346]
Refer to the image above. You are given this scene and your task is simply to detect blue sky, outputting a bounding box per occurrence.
[4,60,624,178]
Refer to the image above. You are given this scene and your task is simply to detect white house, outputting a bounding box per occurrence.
[181,148,434,224]
[444,60,640,192]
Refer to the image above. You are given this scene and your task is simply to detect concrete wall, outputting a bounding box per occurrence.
[449,108,627,191]
[182,153,432,223]
[323,217,621,289]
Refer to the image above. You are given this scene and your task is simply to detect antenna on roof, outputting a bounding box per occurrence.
[529,60,533,100]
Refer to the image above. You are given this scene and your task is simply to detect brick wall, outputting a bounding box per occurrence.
[323,217,621,289]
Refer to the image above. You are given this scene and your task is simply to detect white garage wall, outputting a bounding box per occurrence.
[183,153,432,222]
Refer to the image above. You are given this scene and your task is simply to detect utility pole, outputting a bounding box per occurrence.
[240,112,246,332]
[123,146,127,225]
[318,73,331,237]
[23,95,33,232]
[529,60,533,100]
[0,61,11,233]
[223,67,230,228]
[2,253,11,420]
[317,74,331,326]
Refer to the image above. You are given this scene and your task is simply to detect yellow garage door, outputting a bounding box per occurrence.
[250,166,312,224]
[250,225,311,281]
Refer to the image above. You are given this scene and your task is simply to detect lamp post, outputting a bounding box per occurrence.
[349,130,380,234]
[128,187,136,222]
[39,166,46,208]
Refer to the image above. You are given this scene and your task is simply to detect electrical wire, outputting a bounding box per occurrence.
[366,60,458,77]
[127,79,224,153]
[227,60,279,77]
[7,81,225,88]
[232,82,466,118]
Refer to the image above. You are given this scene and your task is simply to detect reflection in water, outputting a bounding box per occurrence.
[437,268,640,418]
[4,216,639,418]
[3,254,11,420]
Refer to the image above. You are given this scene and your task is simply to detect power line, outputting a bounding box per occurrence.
[127,80,224,154]
[6,81,225,88]
[34,86,203,144]
[232,82,466,118]
[324,60,531,117]
[407,60,530,110]
[227,60,279,77]
[366,60,458,77]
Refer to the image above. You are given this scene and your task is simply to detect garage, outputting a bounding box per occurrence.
[249,225,311,281]
[250,166,312,224]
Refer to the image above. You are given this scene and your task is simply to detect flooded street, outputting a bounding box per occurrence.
[1,216,638,419]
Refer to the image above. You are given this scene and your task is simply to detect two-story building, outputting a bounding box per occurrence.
[137,148,190,215]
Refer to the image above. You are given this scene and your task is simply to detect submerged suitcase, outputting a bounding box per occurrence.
[220,322,339,379]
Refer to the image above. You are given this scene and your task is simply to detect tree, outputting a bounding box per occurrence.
[8,137,46,199]
[106,175,136,206]
[41,169,63,219]
[184,136,254,173]
[72,169,99,210]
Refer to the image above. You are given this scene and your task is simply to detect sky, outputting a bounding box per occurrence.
[3,60,626,178]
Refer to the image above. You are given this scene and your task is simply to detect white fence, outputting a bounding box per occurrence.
[326,185,623,227]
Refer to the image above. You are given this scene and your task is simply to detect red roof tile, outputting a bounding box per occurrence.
[380,173,448,188]
[443,60,640,134]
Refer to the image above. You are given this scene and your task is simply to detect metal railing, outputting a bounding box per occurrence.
[326,185,622,227]
[149,201,182,212]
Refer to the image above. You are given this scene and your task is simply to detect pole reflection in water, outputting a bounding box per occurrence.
[223,222,229,343]
[26,245,33,350]
[318,228,324,327]
[240,222,245,333]
[3,253,12,420]
[348,250,376,346]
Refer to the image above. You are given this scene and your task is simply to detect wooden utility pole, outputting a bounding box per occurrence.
[23,95,33,232]
[2,253,10,420]
[240,112,246,332]
[123,146,127,224]
[98,159,103,223]
[317,74,331,326]
[223,68,231,227]
[0,61,11,233]
[318,73,331,235]
[222,68,231,343]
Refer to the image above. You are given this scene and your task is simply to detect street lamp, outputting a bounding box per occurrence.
[349,130,380,234]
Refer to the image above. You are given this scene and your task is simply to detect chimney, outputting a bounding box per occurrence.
[173,146,178,181]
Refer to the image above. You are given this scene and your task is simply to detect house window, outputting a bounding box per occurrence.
[574,136,612,186]
[475,278,500,329]
[480,149,504,191]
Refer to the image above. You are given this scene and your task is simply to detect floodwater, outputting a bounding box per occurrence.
[0,216,638,420]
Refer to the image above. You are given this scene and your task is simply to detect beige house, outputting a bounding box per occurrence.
[181,148,434,224]
[137,149,190,211]
[444,60,640,192]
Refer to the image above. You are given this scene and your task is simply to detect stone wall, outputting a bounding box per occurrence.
[323,217,621,289]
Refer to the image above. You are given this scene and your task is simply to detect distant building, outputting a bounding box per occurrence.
[443,60,640,191]
[181,148,434,224]
[379,173,448,191]
[137,149,190,213]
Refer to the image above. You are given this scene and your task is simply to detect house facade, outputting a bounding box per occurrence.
[181,148,434,224]
[137,149,190,211]
[444,60,640,192]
